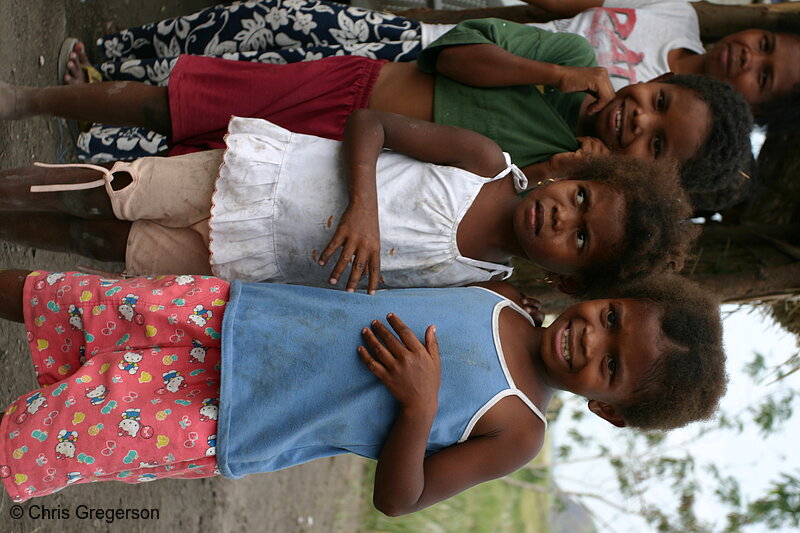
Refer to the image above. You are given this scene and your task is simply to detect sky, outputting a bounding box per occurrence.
[551,305,799,533]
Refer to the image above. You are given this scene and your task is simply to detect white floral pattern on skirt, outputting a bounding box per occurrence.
[79,0,423,162]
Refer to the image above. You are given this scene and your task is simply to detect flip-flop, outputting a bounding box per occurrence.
[58,37,80,85]
[57,37,103,139]
[58,37,103,85]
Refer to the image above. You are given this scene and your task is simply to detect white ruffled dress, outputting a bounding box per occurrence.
[209,117,525,288]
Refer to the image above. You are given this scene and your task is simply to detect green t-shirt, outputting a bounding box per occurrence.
[417,19,597,167]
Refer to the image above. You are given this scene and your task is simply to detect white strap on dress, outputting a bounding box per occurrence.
[28,162,119,192]
[488,152,528,193]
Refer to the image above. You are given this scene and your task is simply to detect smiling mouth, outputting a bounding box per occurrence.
[561,326,572,368]
[614,103,624,146]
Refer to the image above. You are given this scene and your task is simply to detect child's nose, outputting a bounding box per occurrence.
[632,107,653,135]
[552,204,577,231]
[740,45,754,71]
[582,328,610,367]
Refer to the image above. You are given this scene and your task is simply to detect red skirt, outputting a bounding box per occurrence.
[168,54,385,155]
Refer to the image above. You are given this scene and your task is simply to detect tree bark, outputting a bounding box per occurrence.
[396,5,557,25]
[396,2,800,42]
[691,263,800,304]
[692,1,800,43]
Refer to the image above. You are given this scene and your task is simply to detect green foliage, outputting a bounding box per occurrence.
[643,431,667,447]
[750,390,796,435]
[743,352,768,381]
[567,428,589,446]
[706,464,742,508]
[557,444,572,459]
[725,471,800,531]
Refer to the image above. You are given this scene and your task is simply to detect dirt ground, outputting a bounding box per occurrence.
[0,1,366,531]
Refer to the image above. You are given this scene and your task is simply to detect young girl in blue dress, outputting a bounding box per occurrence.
[0,269,726,510]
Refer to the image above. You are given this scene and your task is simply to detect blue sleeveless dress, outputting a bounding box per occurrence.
[216,283,547,479]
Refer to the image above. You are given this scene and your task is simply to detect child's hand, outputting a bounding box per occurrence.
[520,294,545,327]
[554,65,614,115]
[359,314,440,415]
[545,136,610,176]
[573,136,611,157]
[319,204,381,294]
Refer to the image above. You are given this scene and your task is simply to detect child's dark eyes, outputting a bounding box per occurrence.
[653,136,663,158]
[656,92,666,111]
[759,69,769,90]
[606,308,617,327]
[576,189,586,206]
[576,230,586,250]
[607,356,617,381]
[760,33,773,52]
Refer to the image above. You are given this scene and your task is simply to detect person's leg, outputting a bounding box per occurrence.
[0,338,221,501]
[0,163,116,216]
[0,269,30,323]
[95,0,420,61]
[0,80,171,135]
[0,213,130,262]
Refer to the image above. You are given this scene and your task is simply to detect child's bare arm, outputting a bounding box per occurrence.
[436,44,613,114]
[359,314,541,515]
[344,109,508,178]
[520,0,603,17]
[319,109,508,293]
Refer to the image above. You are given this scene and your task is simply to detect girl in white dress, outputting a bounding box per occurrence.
[0,110,694,295]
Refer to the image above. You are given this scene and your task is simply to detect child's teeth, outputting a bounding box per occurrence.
[562,328,571,362]
[615,109,622,138]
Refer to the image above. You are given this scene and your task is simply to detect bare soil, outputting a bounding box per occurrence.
[0,1,366,531]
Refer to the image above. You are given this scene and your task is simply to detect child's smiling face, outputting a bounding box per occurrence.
[538,298,668,424]
[586,82,711,165]
[513,180,625,276]
[703,30,800,108]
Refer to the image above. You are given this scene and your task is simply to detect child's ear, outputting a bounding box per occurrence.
[547,273,585,295]
[650,72,675,83]
[588,400,627,428]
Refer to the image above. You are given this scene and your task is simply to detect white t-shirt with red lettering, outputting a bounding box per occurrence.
[420,0,705,90]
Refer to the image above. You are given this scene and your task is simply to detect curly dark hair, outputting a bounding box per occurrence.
[609,274,727,431]
[564,155,699,296]
[662,75,753,201]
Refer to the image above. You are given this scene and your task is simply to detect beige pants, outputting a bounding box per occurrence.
[106,149,224,275]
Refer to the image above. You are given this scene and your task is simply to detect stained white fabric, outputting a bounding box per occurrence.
[209,117,525,288]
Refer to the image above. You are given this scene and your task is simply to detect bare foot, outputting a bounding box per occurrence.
[63,41,92,85]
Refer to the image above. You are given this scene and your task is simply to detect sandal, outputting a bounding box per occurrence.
[58,38,102,85]
[57,38,102,138]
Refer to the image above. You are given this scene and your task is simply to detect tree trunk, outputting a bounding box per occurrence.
[396,2,800,42]
[685,224,800,303]
[691,263,800,304]
[396,5,556,25]
[692,1,800,43]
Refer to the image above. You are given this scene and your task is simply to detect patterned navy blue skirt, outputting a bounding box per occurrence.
[79,0,422,162]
